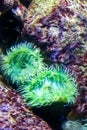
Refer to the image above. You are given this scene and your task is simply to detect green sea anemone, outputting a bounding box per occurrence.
[18,66,78,107]
[0,42,44,85]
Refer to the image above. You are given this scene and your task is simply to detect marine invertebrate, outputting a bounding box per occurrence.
[62,119,87,130]
[0,77,51,130]
[0,42,44,85]
[62,120,82,130]
[1,0,87,119]
[18,65,78,107]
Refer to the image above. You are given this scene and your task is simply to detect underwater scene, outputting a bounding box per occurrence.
[0,0,87,130]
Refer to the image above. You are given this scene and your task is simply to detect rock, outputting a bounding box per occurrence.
[0,77,51,130]
[0,0,87,120]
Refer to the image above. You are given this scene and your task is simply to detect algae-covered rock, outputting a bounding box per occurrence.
[25,0,60,26]
[0,0,87,121]
[68,86,87,119]
[23,0,87,45]
[0,77,51,130]
[22,0,87,120]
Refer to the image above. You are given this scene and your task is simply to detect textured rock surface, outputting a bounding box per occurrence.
[0,0,87,120]
[68,86,87,119]
[22,0,87,45]
[22,0,87,119]
[0,77,51,130]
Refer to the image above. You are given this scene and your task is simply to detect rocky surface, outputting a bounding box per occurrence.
[0,0,87,121]
[0,76,51,130]
[22,0,87,119]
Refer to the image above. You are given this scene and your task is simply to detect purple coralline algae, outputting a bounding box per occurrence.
[0,76,51,130]
[0,0,87,120]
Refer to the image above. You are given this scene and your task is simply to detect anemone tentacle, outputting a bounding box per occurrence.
[0,41,44,85]
[18,66,78,107]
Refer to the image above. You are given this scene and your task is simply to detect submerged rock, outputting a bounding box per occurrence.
[68,86,87,119]
[0,77,51,130]
[0,0,87,120]
[22,0,87,46]
[22,0,87,119]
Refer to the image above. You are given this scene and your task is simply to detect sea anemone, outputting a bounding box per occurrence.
[18,65,78,107]
[0,41,44,85]
[0,77,51,130]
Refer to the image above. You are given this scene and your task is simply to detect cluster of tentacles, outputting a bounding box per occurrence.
[0,0,87,120]
[0,76,51,129]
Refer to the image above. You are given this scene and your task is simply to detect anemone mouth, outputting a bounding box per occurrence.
[0,42,44,85]
[18,66,78,107]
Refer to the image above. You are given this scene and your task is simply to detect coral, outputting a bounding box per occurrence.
[0,77,51,130]
[0,42,44,85]
[62,120,82,130]
[62,119,87,130]
[18,65,78,107]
